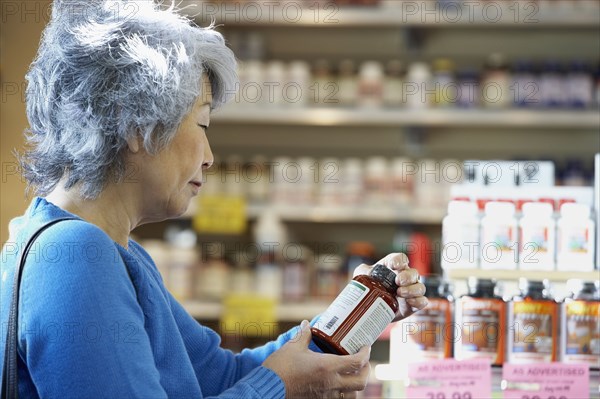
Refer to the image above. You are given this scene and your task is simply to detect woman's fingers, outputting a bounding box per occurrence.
[397,280,426,298]
[336,360,371,392]
[335,346,370,373]
[376,252,409,271]
[395,268,420,287]
[406,296,429,310]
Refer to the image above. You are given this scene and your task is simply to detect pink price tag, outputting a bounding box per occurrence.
[406,359,491,399]
[502,363,590,399]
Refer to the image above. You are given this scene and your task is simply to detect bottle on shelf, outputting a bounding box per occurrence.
[405,62,432,109]
[442,200,480,270]
[344,241,377,282]
[539,60,566,108]
[341,158,364,207]
[383,60,404,108]
[282,245,311,302]
[313,253,343,301]
[432,58,456,108]
[358,61,385,108]
[507,279,559,364]
[566,60,594,109]
[364,156,390,206]
[253,210,288,300]
[197,242,230,300]
[519,202,556,271]
[454,278,506,366]
[556,202,595,271]
[312,59,334,105]
[337,59,358,107]
[481,53,510,109]
[456,68,480,108]
[287,60,311,108]
[390,275,454,362]
[560,279,600,370]
[480,201,518,270]
[511,60,539,108]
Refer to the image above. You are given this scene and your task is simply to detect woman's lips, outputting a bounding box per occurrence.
[189,181,202,194]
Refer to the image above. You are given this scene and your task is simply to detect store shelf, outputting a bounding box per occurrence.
[182,300,329,321]
[445,268,600,282]
[247,204,446,224]
[186,4,600,28]
[211,107,600,129]
[181,204,446,224]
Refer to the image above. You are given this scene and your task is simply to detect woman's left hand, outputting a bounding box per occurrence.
[353,253,428,322]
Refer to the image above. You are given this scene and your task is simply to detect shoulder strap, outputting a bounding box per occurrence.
[1,217,76,399]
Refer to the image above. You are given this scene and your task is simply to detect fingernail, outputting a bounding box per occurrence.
[301,320,309,329]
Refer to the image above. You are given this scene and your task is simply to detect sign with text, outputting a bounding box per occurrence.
[406,359,491,399]
[502,363,589,399]
[192,195,247,234]
[221,294,277,339]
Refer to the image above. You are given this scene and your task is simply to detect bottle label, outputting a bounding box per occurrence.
[520,225,549,253]
[339,297,396,354]
[315,281,370,336]
[509,300,558,363]
[403,298,452,359]
[456,298,505,364]
[562,301,600,368]
[559,226,590,254]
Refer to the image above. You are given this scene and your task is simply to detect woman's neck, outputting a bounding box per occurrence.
[45,183,140,249]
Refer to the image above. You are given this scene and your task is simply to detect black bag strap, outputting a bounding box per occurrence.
[1,217,76,399]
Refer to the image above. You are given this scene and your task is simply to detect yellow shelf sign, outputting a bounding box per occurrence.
[221,295,278,338]
[192,195,247,235]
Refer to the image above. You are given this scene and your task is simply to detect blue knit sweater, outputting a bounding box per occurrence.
[0,197,311,398]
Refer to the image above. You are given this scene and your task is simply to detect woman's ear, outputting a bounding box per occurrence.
[126,134,141,153]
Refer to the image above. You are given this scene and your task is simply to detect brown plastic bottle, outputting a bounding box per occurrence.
[560,280,600,369]
[454,277,506,366]
[507,278,559,363]
[311,264,399,355]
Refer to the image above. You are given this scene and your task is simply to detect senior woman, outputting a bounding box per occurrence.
[0,1,428,398]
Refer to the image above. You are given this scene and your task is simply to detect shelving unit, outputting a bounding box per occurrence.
[186,3,600,28]
[212,107,600,128]
[445,268,600,283]
[182,300,329,321]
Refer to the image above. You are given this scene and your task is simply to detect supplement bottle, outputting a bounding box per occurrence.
[454,278,506,366]
[442,200,480,270]
[557,203,595,271]
[480,201,518,270]
[560,279,600,369]
[507,279,559,363]
[390,275,453,362]
[311,264,399,355]
[519,202,556,271]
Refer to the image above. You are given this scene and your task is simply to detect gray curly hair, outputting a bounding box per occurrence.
[20,0,238,199]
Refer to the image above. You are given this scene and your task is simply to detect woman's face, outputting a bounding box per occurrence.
[135,80,214,220]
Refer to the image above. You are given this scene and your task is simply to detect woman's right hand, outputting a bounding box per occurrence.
[262,320,371,399]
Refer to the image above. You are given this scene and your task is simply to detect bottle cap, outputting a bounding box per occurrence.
[484,201,516,216]
[370,264,399,293]
[522,202,553,218]
[447,200,478,216]
[519,278,550,295]
[560,203,590,218]
[468,277,496,294]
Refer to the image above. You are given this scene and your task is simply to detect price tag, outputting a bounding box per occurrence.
[192,195,247,234]
[406,359,491,399]
[221,294,277,338]
[502,363,590,399]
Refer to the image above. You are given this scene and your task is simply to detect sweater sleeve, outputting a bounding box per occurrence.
[167,290,324,398]
[18,220,168,399]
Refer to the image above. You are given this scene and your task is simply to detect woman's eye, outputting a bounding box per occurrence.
[197,123,209,132]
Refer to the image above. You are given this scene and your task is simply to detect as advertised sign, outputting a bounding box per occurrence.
[502,363,590,399]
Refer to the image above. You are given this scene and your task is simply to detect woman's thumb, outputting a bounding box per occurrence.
[292,320,312,346]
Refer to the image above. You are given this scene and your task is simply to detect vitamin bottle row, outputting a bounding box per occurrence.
[442,200,596,272]
[390,276,600,369]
